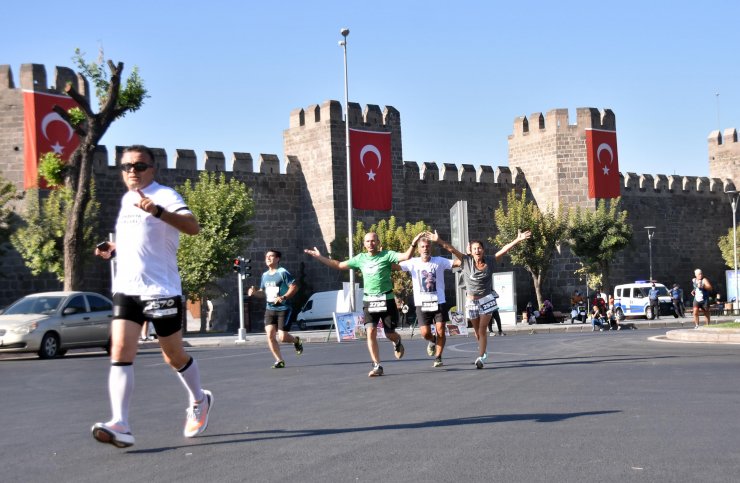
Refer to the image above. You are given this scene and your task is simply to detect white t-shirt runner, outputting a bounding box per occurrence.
[112,181,190,297]
[399,256,453,311]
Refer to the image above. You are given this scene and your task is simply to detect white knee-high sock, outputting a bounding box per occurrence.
[176,357,205,404]
[107,363,134,429]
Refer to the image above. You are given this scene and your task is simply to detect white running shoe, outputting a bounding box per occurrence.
[91,422,135,448]
[475,357,484,369]
[184,390,213,438]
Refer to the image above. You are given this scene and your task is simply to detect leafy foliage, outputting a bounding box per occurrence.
[718,227,739,269]
[567,197,633,289]
[177,172,254,302]
[352,216,431,302]
[37,153,65,187]
[493,189,568,307]
[12,186,100,282]
[73,48,148,118]
[0,175,21,261]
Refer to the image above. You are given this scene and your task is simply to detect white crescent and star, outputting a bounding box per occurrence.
[596,142,614,176]
[360,144,382,181]
[40,112,74,154]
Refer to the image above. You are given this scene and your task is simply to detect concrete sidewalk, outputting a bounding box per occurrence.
[144,314,740,349]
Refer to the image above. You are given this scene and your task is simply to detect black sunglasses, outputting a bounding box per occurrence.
[120,162,154,173]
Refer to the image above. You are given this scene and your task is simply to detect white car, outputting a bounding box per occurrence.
[0,291,113,358]
[612,282,677,320]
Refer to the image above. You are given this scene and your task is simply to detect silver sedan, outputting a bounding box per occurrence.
[0,291,113,358]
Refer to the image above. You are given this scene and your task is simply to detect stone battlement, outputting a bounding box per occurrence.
[403,161,527,186]
[289,100,400,129]
[510,107,616,138]
[621,172,733,194]
[85,145,294,174]
[0,63,89,98]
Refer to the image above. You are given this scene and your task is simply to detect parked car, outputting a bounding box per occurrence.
[612,282,677,320]
[0,291,114,358]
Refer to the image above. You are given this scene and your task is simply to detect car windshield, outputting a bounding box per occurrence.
[3,296,64,315]
[639,287,669,297]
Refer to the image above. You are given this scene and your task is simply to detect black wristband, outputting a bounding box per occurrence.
[154,205,164,218]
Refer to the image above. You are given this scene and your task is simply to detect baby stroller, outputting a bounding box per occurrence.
[570,302,587,323]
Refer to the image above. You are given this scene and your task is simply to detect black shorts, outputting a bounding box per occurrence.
[693,300,709,309]
[264,308,293,331]
[415,303,449,326]
[362,299,398,333]
[113,293,182,337]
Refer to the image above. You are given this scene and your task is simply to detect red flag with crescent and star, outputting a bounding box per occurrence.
[586,129,620,199]
[23,90,80,189]
[349,128,392,211]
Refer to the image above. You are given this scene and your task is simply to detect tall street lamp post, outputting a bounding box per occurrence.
[644,226,656,281]
[725,190,739,313]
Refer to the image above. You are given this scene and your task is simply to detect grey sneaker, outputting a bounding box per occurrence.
[426,341,435,357]
[475,357,484,369]
[184,389,213,438]
[368,363,384,377]
[433,357,443,368]
[92,422,135,448]
[294,336,304,355]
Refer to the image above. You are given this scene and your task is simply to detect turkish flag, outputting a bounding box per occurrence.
[23,91,80,189]
[349,128,392,211]
[586,129,620,199]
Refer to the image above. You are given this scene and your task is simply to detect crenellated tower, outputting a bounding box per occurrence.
[508,107,615,211]
[708,128,740,184]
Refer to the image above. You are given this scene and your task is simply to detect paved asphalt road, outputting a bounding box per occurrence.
[2,329,739,482]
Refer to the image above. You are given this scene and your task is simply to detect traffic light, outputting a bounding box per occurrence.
[232,256,252,277]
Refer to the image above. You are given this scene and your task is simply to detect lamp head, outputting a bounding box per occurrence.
[340,28,350,37]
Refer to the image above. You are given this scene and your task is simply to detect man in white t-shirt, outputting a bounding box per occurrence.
[399,234,454,367]
[91,145,212,448]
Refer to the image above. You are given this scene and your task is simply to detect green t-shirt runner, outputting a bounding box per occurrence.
[346,250,399,301]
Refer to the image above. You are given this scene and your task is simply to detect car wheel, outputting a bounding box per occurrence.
[104,338,112,355]
[299,321,307,330]
[38,333,61,359]
[615,308,625,321]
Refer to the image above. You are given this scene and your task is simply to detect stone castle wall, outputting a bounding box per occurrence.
[3,62,740,323]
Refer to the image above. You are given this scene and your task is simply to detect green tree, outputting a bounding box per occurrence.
[176,172,254,307]
[0,175,21,262]
[352,216,431,303]
[12,186,100,282]
[493,189,568,308]
[718,227,739,269]
[39,48,148,290]
[567,197,633,291]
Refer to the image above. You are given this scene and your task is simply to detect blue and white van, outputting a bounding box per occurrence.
[613,281,676,320]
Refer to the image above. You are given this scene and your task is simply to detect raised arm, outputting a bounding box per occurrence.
[494,229,531,262]
[397,232,426,263]
[429,230,465,264]
[304,247,350,270]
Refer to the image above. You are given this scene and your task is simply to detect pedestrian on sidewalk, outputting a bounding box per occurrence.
[692,269,713,328]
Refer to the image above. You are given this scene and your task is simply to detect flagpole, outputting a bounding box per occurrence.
[340,27,356,312]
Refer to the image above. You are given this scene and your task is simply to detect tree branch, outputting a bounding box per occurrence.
[63,83,94,118]
[51,105,87,138]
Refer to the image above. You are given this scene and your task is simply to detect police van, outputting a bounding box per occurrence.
[612,281,677,320]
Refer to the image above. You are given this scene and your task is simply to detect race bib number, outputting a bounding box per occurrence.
[479,293,498,314]
[143,297,179,319]
[695,290,704,302]
[420,293,439,312]
[265,286,279,303]
[366,294,388,313]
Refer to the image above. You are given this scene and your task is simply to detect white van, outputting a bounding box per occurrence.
[296,288,363,330]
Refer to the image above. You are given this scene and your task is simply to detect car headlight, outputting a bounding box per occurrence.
[11,322,38,335]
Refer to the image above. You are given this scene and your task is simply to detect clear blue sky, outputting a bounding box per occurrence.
[3,0,739,177]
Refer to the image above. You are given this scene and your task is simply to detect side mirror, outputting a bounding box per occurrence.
[63,307,78,316]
